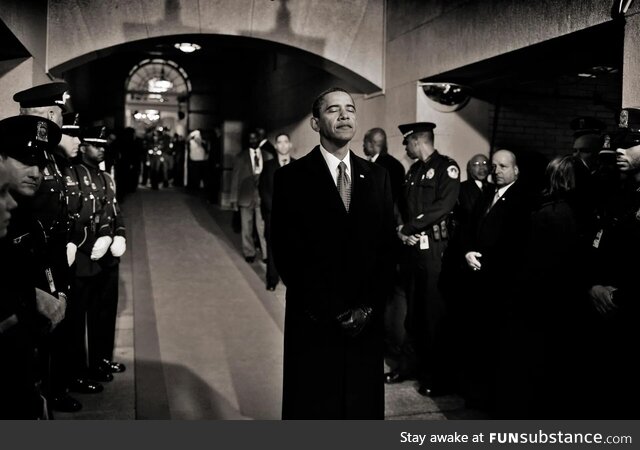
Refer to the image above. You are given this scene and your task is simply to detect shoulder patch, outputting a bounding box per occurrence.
[447,165,459,179]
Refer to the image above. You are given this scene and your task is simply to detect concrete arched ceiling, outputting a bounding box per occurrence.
[47,0,385,93]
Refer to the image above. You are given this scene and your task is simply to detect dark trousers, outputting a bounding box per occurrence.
[263,211,279,287]
[187,160,208,191]
[400,239,450,389]
[0,333,42,419]
[75,265,119,370]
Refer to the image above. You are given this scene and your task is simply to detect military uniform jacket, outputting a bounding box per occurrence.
[31,152,72,294]
[71,162,125,278]
[590,179,640,307]
[399,151,460,236]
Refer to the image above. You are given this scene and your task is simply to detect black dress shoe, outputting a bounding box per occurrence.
[100,359,126,373]
[51,393,82,412]
[384,370,405,384]
[88,367,114,382]
[245,256,255,263]
[69,377,104,394]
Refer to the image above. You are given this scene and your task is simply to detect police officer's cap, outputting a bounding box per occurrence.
[13,82,70,112]
[570,117,605,136]
[62,113,81,137]
[81,126,108,146]
[614,108,640,149]
[398,122,436,145]
[0,115,61,167]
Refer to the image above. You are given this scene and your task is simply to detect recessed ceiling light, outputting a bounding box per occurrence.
[174,43,201,53]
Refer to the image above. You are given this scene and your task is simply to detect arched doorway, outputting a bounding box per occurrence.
[125,58,191,187]
[125,58,191,136]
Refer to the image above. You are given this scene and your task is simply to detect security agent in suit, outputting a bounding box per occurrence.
[271,87,395,419]
[389,122,460,397]
[258,132,295,291]
[230,130,273,262]
[363,127,405,203]
[0,115,66,419]
[71,126,127,384]
[463,149,532,414]
[584,108,640,418]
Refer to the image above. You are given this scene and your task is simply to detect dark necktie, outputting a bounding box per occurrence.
[337,161,351,211]
[253,151,260,175]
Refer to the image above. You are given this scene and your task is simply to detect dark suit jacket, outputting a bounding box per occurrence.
[230,149,273,207]
[271,146,395,419]
[456,179,485,225]
[258,157,295,217]
[373,153,405,203]
[464,180,532,281]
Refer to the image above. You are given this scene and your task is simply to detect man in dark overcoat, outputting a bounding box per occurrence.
[271,87,395,419]
[462,149,532,415]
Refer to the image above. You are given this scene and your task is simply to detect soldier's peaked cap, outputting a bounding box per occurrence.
[81,126,108,145]
[398,122,436,144]
[13,82,70,112]
[0,115,61,166]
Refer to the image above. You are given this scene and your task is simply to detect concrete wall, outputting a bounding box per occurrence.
[381,0,617,174]
[622,10,640,108]
[0,0,51,117]
[47,0,385,92]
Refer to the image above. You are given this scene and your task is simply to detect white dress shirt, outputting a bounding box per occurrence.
[250,148,263,175]
[492,181,515,207]
[320,145,351,186]
[369,153,380,163]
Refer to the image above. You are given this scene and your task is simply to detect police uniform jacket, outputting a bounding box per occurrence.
[71,162,125,278]
[31,151,72,295]
[399,150,460,237]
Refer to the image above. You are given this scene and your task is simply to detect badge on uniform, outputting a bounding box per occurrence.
[43,167,50,176]
[91,182,97,190]
[447,165,459,179]
[619,110,629,128]
[65,176,74,185]
[83,175,90,186]
[426,168,435,179]
[419,234,429,250]
[36,120,48,142]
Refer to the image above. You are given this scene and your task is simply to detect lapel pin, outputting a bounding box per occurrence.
[359,174,365,178]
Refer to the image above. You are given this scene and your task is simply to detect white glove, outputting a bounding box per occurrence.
[110,236,127,258]
[66,243,77,266]
[91,236,113,260]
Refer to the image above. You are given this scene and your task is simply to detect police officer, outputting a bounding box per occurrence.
[71,126,127,383]
[571,116,606,173]
[0,115,65,418]
[388,122,460,396]
[13,83,88,411]
[586,108,640,418]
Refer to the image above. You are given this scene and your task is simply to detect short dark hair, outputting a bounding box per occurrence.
[364,128,388,153]
[410,130,434,145]
[275,132,290,141]
[311,87,353,118]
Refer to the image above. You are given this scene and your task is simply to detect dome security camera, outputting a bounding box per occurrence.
[419,82,472,113]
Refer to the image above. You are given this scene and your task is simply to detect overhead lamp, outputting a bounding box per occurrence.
[148,77,173,93]
[174,43,201,53]
[419,82,472,112]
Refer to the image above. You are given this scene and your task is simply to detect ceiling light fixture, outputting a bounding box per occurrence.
[174,43,201,53]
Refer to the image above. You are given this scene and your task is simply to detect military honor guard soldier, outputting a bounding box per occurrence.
[70,126,127,385]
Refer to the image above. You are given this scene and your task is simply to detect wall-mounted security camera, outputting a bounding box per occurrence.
[419,82,472,113]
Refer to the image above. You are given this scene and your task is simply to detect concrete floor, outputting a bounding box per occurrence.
[57,187,484,420]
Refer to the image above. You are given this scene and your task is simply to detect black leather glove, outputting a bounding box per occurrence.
[336,306,373,337]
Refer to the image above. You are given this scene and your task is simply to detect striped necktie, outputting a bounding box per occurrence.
[337,161,351,211]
